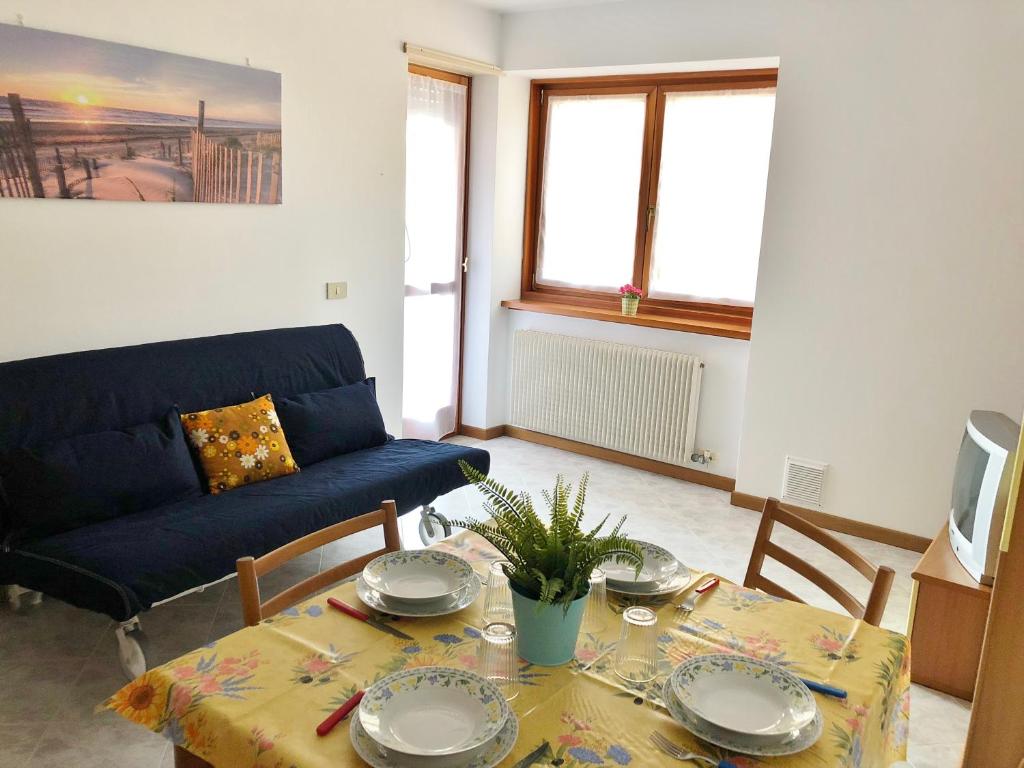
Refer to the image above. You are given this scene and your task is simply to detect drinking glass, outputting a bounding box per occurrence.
[478,622,520,701]
[483,560,514,625]
[614,606,659,683]
[580,567,608,634]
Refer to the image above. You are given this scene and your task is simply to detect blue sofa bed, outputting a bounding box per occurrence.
[0,324,488,674]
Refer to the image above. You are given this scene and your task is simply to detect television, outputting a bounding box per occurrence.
[948,410,1020,584]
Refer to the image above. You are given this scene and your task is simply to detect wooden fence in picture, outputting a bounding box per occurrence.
[2,94,46,198]
[256,131,281,151]
[0,122,32,198]
[191,128,280,204]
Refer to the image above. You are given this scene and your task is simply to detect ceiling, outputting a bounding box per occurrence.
[468,0,625,13]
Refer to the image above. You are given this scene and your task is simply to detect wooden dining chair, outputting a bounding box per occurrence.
[236,499,401,627]
[743,497,896,626]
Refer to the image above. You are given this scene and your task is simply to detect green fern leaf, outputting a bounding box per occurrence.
[452,466,644,610]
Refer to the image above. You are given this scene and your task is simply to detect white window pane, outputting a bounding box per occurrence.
[537,93,647,291]
[650,88,775,305]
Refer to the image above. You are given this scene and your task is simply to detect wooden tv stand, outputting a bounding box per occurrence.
[908,525,992,701]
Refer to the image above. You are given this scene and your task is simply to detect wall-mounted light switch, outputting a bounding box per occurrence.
[326,282,347,300]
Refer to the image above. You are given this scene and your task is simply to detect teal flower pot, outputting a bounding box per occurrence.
[509,582,587,666]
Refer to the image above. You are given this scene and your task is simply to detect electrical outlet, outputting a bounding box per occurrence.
[326,282,347,300]
[690,449,715,465]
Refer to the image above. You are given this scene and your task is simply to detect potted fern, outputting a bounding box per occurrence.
[453,461,643,666]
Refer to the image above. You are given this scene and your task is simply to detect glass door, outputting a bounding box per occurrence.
[402,65,469,440]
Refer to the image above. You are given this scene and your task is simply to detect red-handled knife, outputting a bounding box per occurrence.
[695,577,720,595]
[316,689,364,736]
[327,597,415,641]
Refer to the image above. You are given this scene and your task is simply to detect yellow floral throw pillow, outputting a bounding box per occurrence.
[180,394,298,494]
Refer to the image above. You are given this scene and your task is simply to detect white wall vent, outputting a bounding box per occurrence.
[782,456,828,510]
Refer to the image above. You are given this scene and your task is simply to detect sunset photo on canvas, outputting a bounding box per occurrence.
[0,23,282,203]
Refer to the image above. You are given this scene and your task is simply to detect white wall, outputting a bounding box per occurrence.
[461,77,500,430]
[461,74,531,430]
[0,0,500,436]
[500,0,1024,537]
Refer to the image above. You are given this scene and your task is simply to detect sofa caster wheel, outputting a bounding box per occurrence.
[418,507,452,546]
[7,585,43,614]
[116,620,150,680]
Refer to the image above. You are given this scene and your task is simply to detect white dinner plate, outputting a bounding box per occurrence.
[662,676,823,757]
[350,703,519,768]
[359,667,510,759]
[356,575,480,618]
[605,564,692,596]
[670,654,817,740]
[603,540,679,587]
[362,551,476,604]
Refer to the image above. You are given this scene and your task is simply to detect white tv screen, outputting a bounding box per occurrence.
[951,429,988,542]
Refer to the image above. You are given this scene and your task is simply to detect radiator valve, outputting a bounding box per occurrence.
[691,449,714,465]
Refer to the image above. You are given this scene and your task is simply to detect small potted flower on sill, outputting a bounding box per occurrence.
[619,284,642,317]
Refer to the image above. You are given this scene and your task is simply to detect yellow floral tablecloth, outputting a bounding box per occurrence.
[108,531,910,768]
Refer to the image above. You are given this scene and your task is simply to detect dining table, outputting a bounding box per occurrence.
[107,529,911,767]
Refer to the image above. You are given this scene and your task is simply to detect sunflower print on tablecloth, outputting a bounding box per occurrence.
[181,394,298,494]
[108,671,169,728]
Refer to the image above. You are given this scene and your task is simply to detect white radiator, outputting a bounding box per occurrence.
[509,331,703,466]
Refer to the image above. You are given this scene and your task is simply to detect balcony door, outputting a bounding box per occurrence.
[402,65,470,440]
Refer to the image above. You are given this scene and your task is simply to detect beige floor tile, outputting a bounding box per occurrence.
[55,656,140,721]
[28,711,168,768]
[907,741,967,768]
[0,597,111,663]
[112,601,219,670]
[0,723,47,767]
[0,658,90,724]
[909,685,972,747]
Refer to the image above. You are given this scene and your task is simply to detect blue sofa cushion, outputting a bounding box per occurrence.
[0,409,202,542]
[6,439,489,621]
[0,325,367,451]
[276,378,388,467]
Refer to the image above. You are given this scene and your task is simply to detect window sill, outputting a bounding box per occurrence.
[500,299,752,340]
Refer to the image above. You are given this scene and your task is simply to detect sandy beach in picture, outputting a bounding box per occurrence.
[0,23,281,204]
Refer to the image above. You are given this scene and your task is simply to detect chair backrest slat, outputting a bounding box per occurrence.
[762,540,866,619]
[743,498,895,626]
[749,573,806,605]
[769,505,877,581]
[253,507,393,576]
[258,546,391,620]
[236,500,400,627]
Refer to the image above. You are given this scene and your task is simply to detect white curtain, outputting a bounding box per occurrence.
[537,93,647,291]
[403,73,468,440]
[649,88,775,305]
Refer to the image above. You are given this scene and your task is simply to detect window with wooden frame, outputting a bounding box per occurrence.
[514,69,778,339]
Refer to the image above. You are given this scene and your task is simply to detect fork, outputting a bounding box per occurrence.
[675,577,719,618]
[650,732,737,767]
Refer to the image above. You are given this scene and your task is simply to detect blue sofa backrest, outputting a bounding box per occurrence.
[0,324,367,449]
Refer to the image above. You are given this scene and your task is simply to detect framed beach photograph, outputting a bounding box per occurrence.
[0,23,281,204]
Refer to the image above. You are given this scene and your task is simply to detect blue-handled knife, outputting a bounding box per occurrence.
[512,741,551,768]
[800,677,847,699]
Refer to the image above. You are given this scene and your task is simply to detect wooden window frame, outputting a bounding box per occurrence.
[517,69,778,338]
